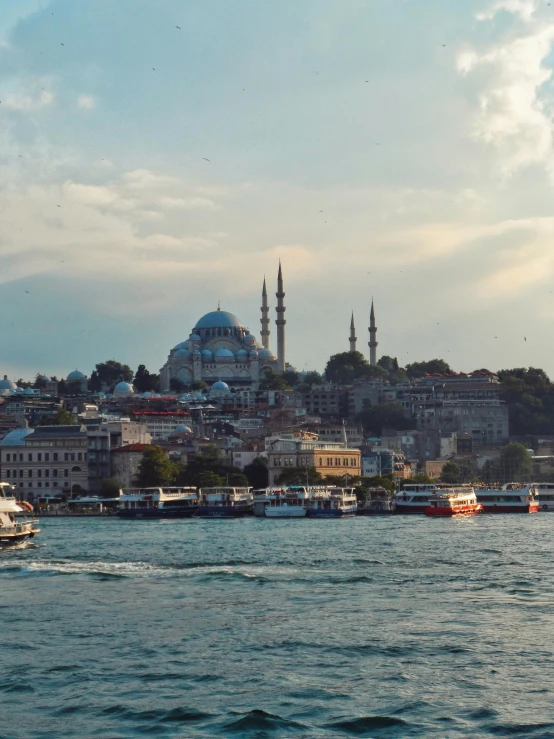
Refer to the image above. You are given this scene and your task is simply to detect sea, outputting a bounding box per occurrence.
[2,514,554,739]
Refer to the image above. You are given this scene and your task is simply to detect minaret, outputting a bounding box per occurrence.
[368,299,378,366]
[260,277,270,350]
[275,261,286,372]
[349,312,357,352]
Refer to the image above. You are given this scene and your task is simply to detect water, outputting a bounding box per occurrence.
[2,515,554,738]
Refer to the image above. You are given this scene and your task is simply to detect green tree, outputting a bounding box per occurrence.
[135,446,178,487]
[405,359,452,378]
[440,461,461,484]
[197,471,226,487]
[358,402,414,435]
[283,369,299,388]
[89,370,101,392]
[191,380,208,391]
[243,457,269,488]
[325,352,387,385]
[405,474,435,485]
[38,408,78,426]
[34,374,47,390]
[360,475,395,494]
[99,477,123,497]
[176,446,246,487]
[94,360,134,390]
[259,369,291,391]
[133,365,159,393]
[170,377,187,393]
[275,467,324,485]
[304,371,323,386]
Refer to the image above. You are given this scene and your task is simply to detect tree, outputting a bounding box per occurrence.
[358,402,414,435]
[176,446,246,487]
[94,360,134,390]
[259,369,291,391]
[405,474,435,485]
[243,457,269,488]
[133,365,159,393]
[99,477,123,497]
[405,359,452,378]
[89,370,101,392]
[275,467,323,485]
[135,446,178,487]
[170,377,187,393]
[191,380,208,391]
[283,369,299,388]
[38,408,78,426]
[440,461,461,484]
[304,371,323,386]
[325,352,387,385]
[360,475,396,494]
[197,471,226,487]
[34,374,47,390]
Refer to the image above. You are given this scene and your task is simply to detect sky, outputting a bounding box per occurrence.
[2,0,554,380]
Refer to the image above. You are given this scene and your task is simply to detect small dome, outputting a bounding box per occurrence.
[0,376,17,391]
[249,349,259,358]
[189,333,201,342]
[23,387,34,395]
[38,375,50,382]
[173,341,189,351]
[0,428,32,446]
[192,349,201,357]
[174,348,191,359]
[113,381,135,395]
[14,387,24,394]
[67,370,86,380]
[201,349,213,361]
[244,334,256,345]
[211,381,230,393]
[194,311,245,330]
[174,424,193,433]
[143,392,152,398]
[259,348,275,359]
[215,348,234,358]
[236,349,248,358]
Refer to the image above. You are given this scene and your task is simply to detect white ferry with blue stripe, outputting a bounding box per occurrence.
[196,487,253,518]
[117,487,198,519]
[307,488,358,518]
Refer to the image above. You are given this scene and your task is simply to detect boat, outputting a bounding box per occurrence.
[393,484,442,514]
[535,482,554,511]
[196,487,253,518]
[117,487,198,519]
[475,483,539,513]
[306,487,358,518]
[0,482,40,547]
[358,498,395,516]
[254,486,311,517]
[425,488,483,517]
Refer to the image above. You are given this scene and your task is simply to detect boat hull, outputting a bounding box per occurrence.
[196,504,253,518]
[394,504,428,514]
[264,508,307,518]
[0,531,35,547]
[308,509,357,518]
[478,504,538,514]
[117,508,197,519]
[425,505,483,517]
[358,509,394,516]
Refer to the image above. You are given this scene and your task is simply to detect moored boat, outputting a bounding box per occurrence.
[393,484,441,514]
[254,486,310,517]
[117,487,198,519]
[307,488,358,518]
[535,482,554,511]
[475,483,539,514]
[196,487,253,518]
[0,482,40,547]
[425,488,483,517]
[358,498,395,516]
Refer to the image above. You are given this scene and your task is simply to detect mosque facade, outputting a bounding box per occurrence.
[159,265,287,392]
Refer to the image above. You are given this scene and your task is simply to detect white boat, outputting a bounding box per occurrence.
[254,487,311,518]
[196,487,253,518]
[393,484,442,514]
[117,487,198,519]
[0,482,40,547]
[475,483,539,514]
[425,487,482,517]
[535,482,554,511]
[306,487,358,518]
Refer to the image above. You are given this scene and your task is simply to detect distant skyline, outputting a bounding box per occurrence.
[2,0,554,380]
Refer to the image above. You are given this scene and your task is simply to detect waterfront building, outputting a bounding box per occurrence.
[0,425,89,500]
[87,421,151,493]
[130,410,193,440]
[110,443,152,489]
[266,434,361,485]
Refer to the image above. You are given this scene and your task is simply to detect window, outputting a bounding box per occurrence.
[45,482,49,487]
[45,470,50,478]
[78,452,82,461]
[64,453,69,461]
[5,470,9,478]
[71,454,75,462]
[5,454,9,462]
[28,470,32,478]
[38,482,42,488]
[53,469,58,478]
[19,470,23,478]
[45,453,49,461]
[19,454,23,462]
[53,453,58,461]
[38,453,42,462]
[64,469,69,478]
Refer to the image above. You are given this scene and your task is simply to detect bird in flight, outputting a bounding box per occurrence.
[61,43,64,46]
[57,204,61,208]
[25,291,29,294]
[202,157,210,162]
[152,67,155,71]
[524,337,527,341]
[176,25,181,29]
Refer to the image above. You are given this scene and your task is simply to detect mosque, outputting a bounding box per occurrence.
[159,263,379,393]
[159,263,287,393]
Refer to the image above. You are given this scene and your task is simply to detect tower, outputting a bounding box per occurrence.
[260,277,270,350]
[275,261,286,372]
[368,299,378,366]
[349,312,357,352]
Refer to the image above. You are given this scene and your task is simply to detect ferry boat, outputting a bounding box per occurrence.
[307,488,358,518]
[196,487,253,518]
[475,483,539,514]
[117,487,198,519]
[0,482,40,547]
[425,488,483,517]
[253,487,310,517]
[535,482,554,511]
[393,484,441,514]
[358,498,395,516]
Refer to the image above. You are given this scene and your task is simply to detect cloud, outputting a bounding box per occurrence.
[459,8,554,177]
[476,0,537,21]
[4,88,53,110]
[76,94,96,110]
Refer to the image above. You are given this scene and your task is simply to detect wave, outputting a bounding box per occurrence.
[325,715,408,733]
[224,709,306,733]
[487,721,554,736]
[101,704,211,723]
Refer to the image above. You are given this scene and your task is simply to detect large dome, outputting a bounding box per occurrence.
[0,428,32,446]
[0,376,17,391]
[194,310,245,330]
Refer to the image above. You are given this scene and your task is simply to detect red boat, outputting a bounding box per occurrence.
[475,483,539,514]
[425,488,483,517]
